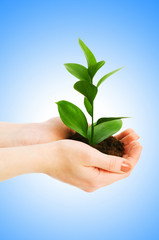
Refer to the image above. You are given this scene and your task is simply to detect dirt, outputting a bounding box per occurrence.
[69,132,125,157]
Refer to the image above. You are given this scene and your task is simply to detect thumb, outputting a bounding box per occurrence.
[91,152,132,173]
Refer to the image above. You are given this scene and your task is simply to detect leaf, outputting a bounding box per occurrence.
[79,38,97,68]
[56,100,88,138]
[74,81,98,104]
[64,63,91,82]
[97,67,125,88]
[84,97,93,116]
[88,60,105,78]
[87,119,122,145]
[95,117,130,126]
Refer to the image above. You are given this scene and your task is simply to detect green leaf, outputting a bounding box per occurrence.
[79,38,97,68]
[84,97,93,116]
[97,67,125,88]
[87,119,122,145]
[56,100,88,138]
[74,81,98,104]
[95,117,130,126]
[64,63,91,82]
[88,60,105,78]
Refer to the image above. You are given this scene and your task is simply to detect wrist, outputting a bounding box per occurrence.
[0,122,24,147]
[41,141,61,177]
[18,121,56,146]
[0,142,55,181]
[17,122,43,146]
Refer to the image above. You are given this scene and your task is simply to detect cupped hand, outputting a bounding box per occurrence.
[45,128,142,192]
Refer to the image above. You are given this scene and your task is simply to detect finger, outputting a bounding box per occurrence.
[127,144,143,168]
[91,152,132,174]
[97,169,130,188]
[97,144,143,188]
[121,132,140,146]
[115,128,134,140]
[124,141,140,156]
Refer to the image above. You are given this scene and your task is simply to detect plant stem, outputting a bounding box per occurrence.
[91,101,94,145]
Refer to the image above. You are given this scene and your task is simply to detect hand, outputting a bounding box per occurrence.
[45,128,142,192]
[0,117,74,147]
[19,117,75,146]
[0,127,142,188]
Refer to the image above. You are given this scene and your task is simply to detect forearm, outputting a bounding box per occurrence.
[0,118,73,148]
[0,143,52,182]
[0,122,43,148]
[0,122,24,147]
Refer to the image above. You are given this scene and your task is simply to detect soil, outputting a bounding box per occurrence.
[69,132,125,157]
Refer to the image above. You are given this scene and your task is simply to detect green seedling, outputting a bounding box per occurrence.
[56,39,128,146]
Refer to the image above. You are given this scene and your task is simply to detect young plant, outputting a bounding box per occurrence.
[56,39,128,146]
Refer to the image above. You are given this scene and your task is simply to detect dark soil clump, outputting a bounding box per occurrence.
[69,132,125,157]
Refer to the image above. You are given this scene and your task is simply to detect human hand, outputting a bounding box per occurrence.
[18,117,74,146]
[45,128,142,192]
[0,117,74,148]
[0,127,142,188]
[0,117,140,154]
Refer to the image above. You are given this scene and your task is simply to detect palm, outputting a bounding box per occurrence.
[51,128,141,192]
[95,128,141,187]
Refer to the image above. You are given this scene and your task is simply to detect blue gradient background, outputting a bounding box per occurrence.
[0,1,158,239]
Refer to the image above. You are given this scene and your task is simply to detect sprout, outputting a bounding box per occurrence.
[56,39,128,146]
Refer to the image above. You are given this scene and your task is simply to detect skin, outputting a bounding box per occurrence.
[0,117,142,192]
[0,117,73,148]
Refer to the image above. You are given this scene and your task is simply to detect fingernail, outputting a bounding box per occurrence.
[121,160,131,172]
